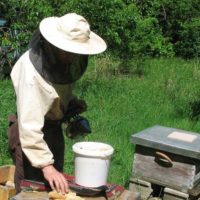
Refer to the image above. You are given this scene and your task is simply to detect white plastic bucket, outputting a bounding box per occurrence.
[72,142,114,187]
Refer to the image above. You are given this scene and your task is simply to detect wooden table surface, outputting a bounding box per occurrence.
[10,190,138,200]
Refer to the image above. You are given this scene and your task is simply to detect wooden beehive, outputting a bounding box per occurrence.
[130,125,200,198]
[0,165,16,200]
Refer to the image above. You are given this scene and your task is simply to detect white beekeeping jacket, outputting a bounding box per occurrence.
[11,50,74,168]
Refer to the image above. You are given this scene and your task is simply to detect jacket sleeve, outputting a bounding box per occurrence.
[11,54,56,168]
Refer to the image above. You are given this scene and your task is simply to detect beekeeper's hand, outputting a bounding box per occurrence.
[42,165,68,194]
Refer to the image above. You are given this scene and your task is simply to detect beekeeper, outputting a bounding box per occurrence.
[8,13,107,194]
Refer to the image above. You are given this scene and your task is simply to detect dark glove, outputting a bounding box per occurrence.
[68,98,87,114]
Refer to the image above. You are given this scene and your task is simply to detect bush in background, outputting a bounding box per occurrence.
[61,0,173,58]
[0,0,54,78]
[0,0,173,77]
[175,19,200,58]
[136,0,200,58]
[2,0,199,62]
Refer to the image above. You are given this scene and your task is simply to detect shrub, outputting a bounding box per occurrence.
[0,0,54,78]
[0,0,200,78]
[61,0,173,58]
[135,0,200,58]
[175,18,200,58]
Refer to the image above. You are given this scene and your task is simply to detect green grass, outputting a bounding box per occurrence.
[0,79,16,165]
[0,56,200,189]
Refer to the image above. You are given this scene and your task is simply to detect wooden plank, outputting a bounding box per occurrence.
[188,182,200,196]
[129,178,152,199]
[118,190,139,200]
[0,185,16,200]
[11,190,139,200]
[8,165,15,182]
[133,153,194,191]
[194,171,200,186]
[164,188,189,198]
[132,146,197,192]
[10,191,49,200]
[0,165,15,184]
[0,165,16,200]
[134,145,200,166]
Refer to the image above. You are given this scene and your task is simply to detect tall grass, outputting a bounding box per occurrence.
[0,56,200,188]
[0,80,15,165]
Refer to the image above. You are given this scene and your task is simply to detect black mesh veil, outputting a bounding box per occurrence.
[29,29,88,84]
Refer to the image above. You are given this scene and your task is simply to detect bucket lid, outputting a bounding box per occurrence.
[72,142,114,157]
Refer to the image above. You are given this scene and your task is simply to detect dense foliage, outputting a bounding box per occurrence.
[136,0,200,58]
[0,0,199,62]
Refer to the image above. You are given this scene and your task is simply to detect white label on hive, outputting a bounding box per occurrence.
[168,131,197,142]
